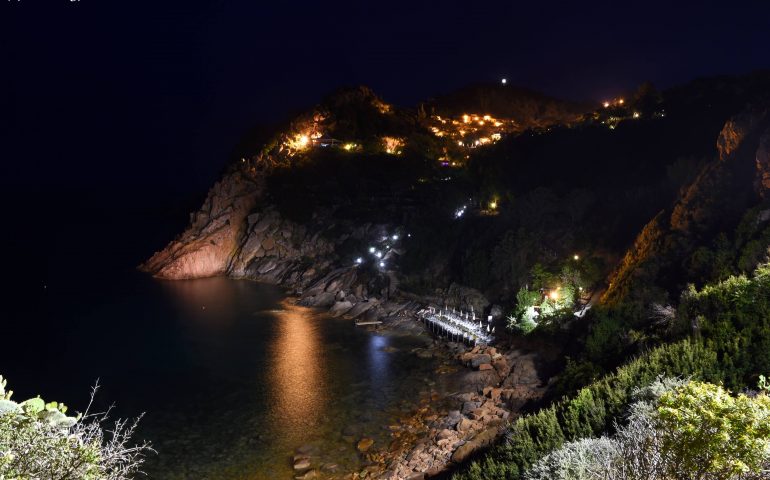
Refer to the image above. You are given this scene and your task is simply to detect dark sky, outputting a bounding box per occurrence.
[2,0,769,198]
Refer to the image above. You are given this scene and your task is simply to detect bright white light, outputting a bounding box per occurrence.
[501,78,507,85]
[392,234,399,240]
[379,261,385,268]
[355,257,363,264]
[407,233,411,238]
[368,246,375,253]
[375,251,383,258]
[573,254,579,260]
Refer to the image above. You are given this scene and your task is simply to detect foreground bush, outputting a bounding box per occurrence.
[525,379,770,480]
[0,375,151,479]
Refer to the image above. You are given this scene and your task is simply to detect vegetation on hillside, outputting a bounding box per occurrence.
[453,261,770,479]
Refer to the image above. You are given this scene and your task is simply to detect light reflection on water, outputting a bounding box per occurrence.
[267,303,328,445]
[17,275,444,479]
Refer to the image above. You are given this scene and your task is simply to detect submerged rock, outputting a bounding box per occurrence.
[357,437,375,452]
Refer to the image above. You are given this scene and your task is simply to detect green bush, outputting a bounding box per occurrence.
[0,375,150,480]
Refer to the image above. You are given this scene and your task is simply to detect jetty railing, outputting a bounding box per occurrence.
[416,306,494,345]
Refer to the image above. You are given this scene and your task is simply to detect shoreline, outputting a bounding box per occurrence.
[285,296,547,480]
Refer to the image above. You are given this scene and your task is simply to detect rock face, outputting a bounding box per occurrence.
[756,128,770,197]
[141,170,259,279]
[603,106,770,305]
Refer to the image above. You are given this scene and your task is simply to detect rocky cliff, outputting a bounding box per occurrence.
[140,86,504,327]
[603,106,770,305]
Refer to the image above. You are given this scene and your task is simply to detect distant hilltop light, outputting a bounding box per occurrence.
[501,78,507,85]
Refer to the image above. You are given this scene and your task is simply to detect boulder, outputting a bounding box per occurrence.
[461,401,481,414]
[470,354,492,368]
[456,417,473,432]
[478,363,493,371]
[357,437,375,452]
[329,301,353,317]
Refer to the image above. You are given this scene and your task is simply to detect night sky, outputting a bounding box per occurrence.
[2,0,769,197]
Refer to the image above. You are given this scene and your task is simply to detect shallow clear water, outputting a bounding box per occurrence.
[3,273,442,479]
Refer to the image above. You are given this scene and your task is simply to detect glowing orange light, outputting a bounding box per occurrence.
[603,101,610,108]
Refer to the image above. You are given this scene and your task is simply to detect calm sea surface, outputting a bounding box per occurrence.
[1,196,448,478]
[4,271,445,479]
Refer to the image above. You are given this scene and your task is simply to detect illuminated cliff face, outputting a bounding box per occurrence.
[141,170,260,279]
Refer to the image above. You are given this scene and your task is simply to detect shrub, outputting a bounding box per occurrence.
[0,375,151,480]
[526,378,770,480]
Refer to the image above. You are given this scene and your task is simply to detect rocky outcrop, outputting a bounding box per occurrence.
[756,128,770,197]
[383,346,545,479]
[603,106,770,304]
[140,170,260,279]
